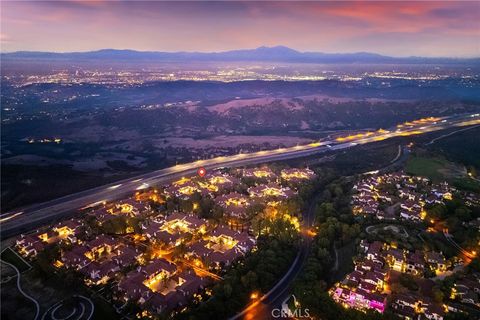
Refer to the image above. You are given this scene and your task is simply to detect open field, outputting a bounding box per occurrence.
[406,154,480,192]
[406,156,465,182]
[1,248,31,272]
[427,126,480,168]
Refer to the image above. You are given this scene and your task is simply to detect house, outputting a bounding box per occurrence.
[113,246,141,266]
[355,259,381,273]
[146,293,168,314]
[346,270,363,283]
[391,295,420,320]
[425,252,447,273]
[248,183,295,200]
[106,199,145,217]
[165,181,209,200]
[399,188,417,201]
[185,240,213,263]
[386,248,406,272]
[37,230,57,244]
[135,189,165,205]
[400,209,422,222]
[366,241,384,263]
[61,246,90,270]
[16,234,46,258]
[199,173,238,193]
[363,271,384,289]
[176,271,207,297]
[280,168,316,183]
[118,258,208,314]
[359,240,370,253]
[423,304,445,320]
[144,213,207,247]
[393,294,418,309]
[406,251,425,275]
[162,212,207,234]
[84,236,119,261]
[214,192,251,219]
[118,258,178,304]
[391,304,418,320]
[400,200,421,212]
[359,280,377,293]
[208,250,242,269]
[390,294,443,320]
[243,167,277,180]
[330,287,386,313]
[53,219,84,243]
[118,272,152,303]
[201,226,256,269]
[425,195,442,205]
[82,260,120,285]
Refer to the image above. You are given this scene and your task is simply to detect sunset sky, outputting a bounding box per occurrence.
[1,1,479,57]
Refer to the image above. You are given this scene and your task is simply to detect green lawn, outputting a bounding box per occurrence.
[406,155,480,192]
[405,154,471,182]
[406,156,450,181]
[453,177,480,193]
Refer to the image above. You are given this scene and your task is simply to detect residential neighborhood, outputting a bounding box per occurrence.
[351,172,480,223]
[329,239,470,319]
[12,166,316,317]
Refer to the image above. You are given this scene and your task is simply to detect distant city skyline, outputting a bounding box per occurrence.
[1,1,479,58]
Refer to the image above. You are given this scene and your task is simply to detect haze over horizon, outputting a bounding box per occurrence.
[3,45,480,60]
[1,1,479,58]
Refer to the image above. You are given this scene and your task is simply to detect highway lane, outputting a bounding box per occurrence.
[1,113,479,239]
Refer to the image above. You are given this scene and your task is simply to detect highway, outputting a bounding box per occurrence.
[1,113,479,239]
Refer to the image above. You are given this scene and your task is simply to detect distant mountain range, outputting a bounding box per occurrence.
[2,46,479,64]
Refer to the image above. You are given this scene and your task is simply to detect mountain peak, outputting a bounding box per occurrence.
[255,45,300,54]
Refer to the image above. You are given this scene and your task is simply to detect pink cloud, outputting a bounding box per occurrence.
[1,1,478,57]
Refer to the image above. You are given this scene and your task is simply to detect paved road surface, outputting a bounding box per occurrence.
[1,113,479,239]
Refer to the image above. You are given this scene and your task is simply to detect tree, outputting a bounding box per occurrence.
[198,197,214,219]
[468,257,480,272]
[223,283,233,298]
[240,271,258,289]
[399,274,419,291]
[427,204,448,220]
[432,286,444,303]
[246,202,265,219]
[454,206,472,221]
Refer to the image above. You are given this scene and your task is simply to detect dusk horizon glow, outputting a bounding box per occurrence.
[1,1,480,58]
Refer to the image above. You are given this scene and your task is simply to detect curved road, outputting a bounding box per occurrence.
[1,259,40,320]
[1,113,479,240]
[230,187,320,320]
[426,124,480,145]
[41,295,94,320]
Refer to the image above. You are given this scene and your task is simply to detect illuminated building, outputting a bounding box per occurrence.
[280,168,316,183]
[243,167,277,180]
[248,183,295,199]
